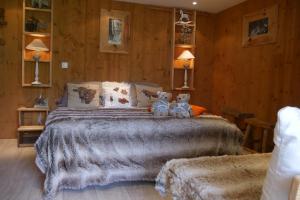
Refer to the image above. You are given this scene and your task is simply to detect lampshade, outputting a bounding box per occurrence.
[26,39,49,52]
[177,50,195,60]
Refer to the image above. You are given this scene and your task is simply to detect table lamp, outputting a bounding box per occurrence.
[26,38,49,85]
[177,50,195,89]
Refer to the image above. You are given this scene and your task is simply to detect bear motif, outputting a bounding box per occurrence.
[73,87,96,104]
[152,91,172,117]
[169,94,192,118]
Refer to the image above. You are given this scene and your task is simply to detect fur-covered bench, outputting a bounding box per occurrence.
[156,106,300,200]
[155,153,271,200]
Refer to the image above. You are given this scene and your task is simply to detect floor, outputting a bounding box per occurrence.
[0,139,171,200]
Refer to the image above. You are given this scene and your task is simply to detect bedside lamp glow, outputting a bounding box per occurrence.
[177,50,195,89]
[26,39,49,85]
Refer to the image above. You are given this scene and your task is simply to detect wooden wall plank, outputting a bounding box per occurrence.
[211,0,300,125]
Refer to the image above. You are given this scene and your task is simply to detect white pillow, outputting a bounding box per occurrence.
[67,82,101,108]
[261,107,300,200]
[102,82,133,108]
[135,84,162,107]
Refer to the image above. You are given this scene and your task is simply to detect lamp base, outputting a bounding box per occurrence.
[181,85,190,89]
[32,80,42,85]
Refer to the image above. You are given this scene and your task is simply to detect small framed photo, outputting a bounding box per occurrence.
[100,9,130,54]
[242,5,278,47]
[29,0,51,9]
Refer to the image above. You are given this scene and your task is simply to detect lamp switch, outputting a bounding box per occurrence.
[61,62,69,69]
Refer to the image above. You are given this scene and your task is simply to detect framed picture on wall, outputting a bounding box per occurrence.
[100,9,130,54]
[242,5,278,47]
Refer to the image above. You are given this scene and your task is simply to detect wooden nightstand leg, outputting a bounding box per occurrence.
[17,131,21,147]
[262,129,269,153]
[243,124,252,146]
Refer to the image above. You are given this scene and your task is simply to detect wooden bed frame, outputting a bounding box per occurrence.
[290,176,300,200]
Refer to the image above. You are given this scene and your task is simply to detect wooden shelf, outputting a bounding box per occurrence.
[17,106,49,147]
[174,87,195,91]
[18,125,44,132]
[171,8,196,91]
[173,66,194,69]
[18,107,49,112]
[24,59,50,63]
[19,143,35,147]
[175,22,195,27]
[22,83,52,88]
[24,32,50,37]
[175,44,195,48]
[25,7,51,13]
[22,0,53,88]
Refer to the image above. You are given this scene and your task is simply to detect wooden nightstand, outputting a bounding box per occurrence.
[17,107,49,147]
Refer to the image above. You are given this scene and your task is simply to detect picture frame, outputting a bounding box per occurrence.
[100,9,130,54]
[29,0,51,9]
[242,5,278,47]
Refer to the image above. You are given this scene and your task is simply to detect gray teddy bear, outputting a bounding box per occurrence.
[169,94,192,118]
[152,91,172,116]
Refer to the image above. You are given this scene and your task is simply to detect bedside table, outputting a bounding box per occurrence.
[17,107,49,147]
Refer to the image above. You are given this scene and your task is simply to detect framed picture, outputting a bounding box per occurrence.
[29,0,51,9]
[100,9,130,54]
[242,5,278,47]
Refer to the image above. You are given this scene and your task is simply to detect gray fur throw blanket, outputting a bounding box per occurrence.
[35,108,243,200]
[156,153,271,200]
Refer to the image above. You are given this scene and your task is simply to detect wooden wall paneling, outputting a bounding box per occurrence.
[191,12,215,108]
[211,0,300,125]
[0,0,22,139]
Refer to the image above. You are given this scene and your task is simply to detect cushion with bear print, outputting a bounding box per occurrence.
[67,82,101,108]
[59,82,103,107]
[135,83,163,108]
[102,82,133,108]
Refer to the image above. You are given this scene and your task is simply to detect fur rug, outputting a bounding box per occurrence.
[156,153,271,200]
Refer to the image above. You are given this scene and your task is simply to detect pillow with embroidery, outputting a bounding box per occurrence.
[59,82,103,107]
[67,82,100,108]
[135,84,163,107]
[102,82,132,108]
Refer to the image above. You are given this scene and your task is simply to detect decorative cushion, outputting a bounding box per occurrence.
[67,82,101,108]
[102,82,132,108]
[261,107,300,200]
[190,105,207,116]
[135,83,163,107]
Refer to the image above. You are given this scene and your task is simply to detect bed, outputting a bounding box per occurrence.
[155,153,271,200]
[35,107,243,200]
